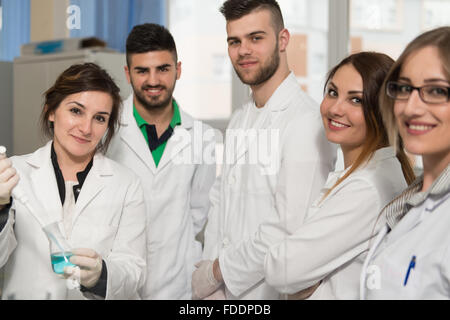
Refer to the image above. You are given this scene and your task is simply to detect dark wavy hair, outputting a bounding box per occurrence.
[322,52,415,199]
[40,63,121,154]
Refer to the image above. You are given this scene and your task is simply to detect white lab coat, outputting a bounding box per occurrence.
[0,141,147,300]
[107,95,216,300]
[203,72,337,299]
[264,147,407,299]
[362,182,450,299]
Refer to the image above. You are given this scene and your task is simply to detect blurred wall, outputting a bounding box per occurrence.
[0,62,13,153]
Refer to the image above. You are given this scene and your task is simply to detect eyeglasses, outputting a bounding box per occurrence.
[386,81,450,104]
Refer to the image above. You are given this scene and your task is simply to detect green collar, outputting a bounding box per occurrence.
[133,99,182,129]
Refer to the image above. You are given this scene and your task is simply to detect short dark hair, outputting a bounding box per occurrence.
[41,63,121,154]
[126,23,178,66]
[220,0,284,33]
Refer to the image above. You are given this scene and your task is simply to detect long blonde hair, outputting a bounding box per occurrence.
[380,26,450,172]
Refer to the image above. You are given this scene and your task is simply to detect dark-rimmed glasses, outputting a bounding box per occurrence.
[386,81,450,104]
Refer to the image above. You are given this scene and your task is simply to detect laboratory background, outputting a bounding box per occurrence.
[1,0,450,175]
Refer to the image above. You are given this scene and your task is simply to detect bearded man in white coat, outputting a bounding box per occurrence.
[107,24,216,299]
[192,0,337,300]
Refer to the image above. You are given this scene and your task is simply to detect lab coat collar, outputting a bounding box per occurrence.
[367,146,396,165]
[323,167,350,189]
[260,72,301,113]
[156,103,196,171]
[26,141,114,176]
[26,141,63,224]
[232,101,272,166]
[25,141,113,227]
[121,94,194,129]
[324,147,397,188]
[120,94,136,127]
[232,73,301,166]
[120,95,157,173]
[71,151,113,226]
[385,164,450,230]
[355,147,396,173]
[178,103,195,130]
[26,141,54,169]
[384,178,422,231]
[120,94,194,173]
[407,164,450,208]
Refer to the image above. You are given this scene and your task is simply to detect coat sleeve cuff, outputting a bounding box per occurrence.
[0,198,13,233]
[80,259,108,298]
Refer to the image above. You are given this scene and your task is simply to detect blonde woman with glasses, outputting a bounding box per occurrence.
[361,26,450,300]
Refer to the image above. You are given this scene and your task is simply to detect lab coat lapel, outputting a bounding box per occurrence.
[231,72,296,167]
[71,153,111,226]
[229,102,251,165]
[233,105,273,166]
[155,107,194,172]
[382,208,425,250]
[27,142,63,224]
[120,95,157,174]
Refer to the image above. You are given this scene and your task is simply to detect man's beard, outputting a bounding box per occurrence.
[132,82,176,111]
[234,42,280,86]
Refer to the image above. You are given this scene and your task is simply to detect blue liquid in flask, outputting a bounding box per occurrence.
[51,252,75,274]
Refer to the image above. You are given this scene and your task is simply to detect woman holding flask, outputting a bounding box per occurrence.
[0,63,146,300]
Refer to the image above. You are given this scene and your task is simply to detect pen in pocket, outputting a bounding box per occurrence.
[403,255,416,286]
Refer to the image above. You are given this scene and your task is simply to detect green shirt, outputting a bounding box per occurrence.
[133,100,182,167]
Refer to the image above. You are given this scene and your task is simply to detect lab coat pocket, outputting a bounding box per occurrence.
[401,264,422,299]
[382,256,422,299]
[91,225,118,258]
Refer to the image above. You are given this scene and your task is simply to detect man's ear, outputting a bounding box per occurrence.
[176,61,182,80]
[278,28,290,52]
[124,65,131,84]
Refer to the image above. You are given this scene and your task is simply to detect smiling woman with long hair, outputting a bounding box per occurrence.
[361,26,450,300]
[262,51,414,299]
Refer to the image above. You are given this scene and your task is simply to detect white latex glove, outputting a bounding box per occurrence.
[204,287,226,300]
[0,154,19,206]
[65,248,103,288]
[64,265,81,290]
[192,260,223,300]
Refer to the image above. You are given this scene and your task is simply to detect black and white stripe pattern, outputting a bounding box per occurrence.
[384,164,450,230]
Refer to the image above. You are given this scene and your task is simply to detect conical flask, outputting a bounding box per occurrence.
[43,221,76,274]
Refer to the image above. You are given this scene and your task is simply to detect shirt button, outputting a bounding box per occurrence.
[228,176,236,185]
[75,188,81,194]
[222,237,230,247]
